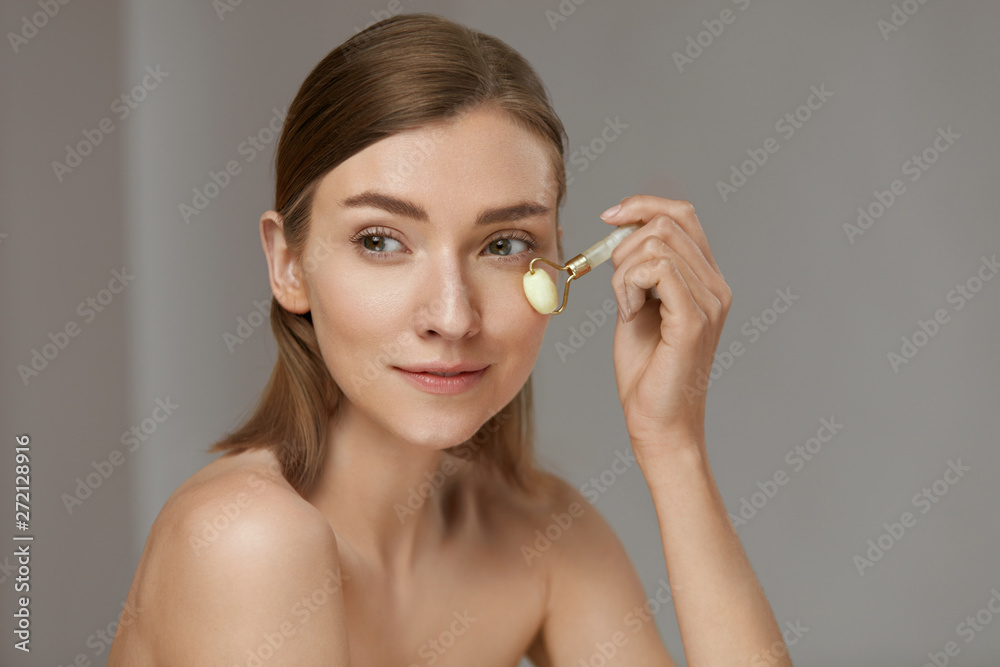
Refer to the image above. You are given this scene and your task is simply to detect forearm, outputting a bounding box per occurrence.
[639,440,791,667]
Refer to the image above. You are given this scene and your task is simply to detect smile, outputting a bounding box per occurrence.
[393,367,488,395]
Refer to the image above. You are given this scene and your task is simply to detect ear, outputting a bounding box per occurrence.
[557,225,563,244]
[260,210,310,314]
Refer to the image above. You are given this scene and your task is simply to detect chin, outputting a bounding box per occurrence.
[386,396,502,450]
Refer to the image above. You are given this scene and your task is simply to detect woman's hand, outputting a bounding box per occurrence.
[602,195,732,465]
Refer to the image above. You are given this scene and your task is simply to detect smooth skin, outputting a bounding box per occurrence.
[109,104,788,666]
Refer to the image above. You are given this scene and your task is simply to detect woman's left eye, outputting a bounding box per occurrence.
[351,228,538,263]
[484,233,538,261]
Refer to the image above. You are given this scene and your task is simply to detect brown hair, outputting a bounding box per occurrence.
[209,12,568,499]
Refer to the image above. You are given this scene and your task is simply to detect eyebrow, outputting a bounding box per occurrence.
[339,191,552,226]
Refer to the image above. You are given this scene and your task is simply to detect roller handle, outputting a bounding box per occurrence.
[580,221,658,300]
[580,222,643,270]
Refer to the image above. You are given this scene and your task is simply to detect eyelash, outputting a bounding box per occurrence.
[349,226,539,263]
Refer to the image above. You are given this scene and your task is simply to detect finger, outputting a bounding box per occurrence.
[623,255,700,327]
[652,239,725,326]
[611,215,731,312]
[601,194,723,277]
[612,235,696,321]
[616,237,721,324]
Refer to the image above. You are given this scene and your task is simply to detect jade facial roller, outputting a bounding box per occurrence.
[523,221,659,315]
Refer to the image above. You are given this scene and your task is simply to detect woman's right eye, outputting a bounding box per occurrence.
[360,234,404,253]
[350,227,406,259]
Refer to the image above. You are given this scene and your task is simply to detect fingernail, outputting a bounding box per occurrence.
[618,306,626,323]
[600,203,621,220]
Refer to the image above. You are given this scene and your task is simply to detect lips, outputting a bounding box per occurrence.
[394,365,488,395]
[394,362,489,374]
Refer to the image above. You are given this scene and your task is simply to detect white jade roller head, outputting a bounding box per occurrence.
[523,221,653,315]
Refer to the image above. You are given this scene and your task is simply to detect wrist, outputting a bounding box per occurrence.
[632,427,705,463]
[633,432,709,482]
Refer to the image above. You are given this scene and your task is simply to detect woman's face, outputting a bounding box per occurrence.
[289,105,561,449]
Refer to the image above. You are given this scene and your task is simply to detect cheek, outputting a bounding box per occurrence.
[486,271,549,349]
[315,262,407,322]
[310,261,548,376]
[308,267,409,374]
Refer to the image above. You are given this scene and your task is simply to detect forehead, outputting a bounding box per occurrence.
[313,107,558,214]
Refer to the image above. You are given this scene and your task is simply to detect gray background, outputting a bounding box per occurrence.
[2,0,999,665]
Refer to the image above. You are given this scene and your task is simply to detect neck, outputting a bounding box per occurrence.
[304,401,470,578]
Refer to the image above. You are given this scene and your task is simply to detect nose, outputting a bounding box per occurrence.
[414,259,482,340]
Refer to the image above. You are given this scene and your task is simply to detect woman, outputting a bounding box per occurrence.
[109,12,791,666]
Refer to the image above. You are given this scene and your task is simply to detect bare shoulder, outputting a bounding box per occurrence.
[467,465,573,536]
[526,470,644,598]
[159,448,336,561]
[517,469,679,666]
[108,448,349,666]
[518,470,620,562]
[473,467,612,571]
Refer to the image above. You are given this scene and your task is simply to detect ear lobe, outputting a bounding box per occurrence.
[260,210,310,314]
